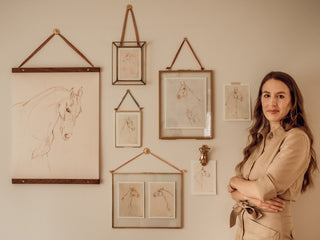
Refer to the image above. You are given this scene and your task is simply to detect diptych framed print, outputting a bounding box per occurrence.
[112,172,183,228]
[11,68,100,184]
[159,70,213,139]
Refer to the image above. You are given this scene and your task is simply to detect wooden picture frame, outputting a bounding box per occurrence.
[159,70,213,139]
[11,67,100,184]
[115,110,142,148]
[112,172,183,228]
[112,41,146,85]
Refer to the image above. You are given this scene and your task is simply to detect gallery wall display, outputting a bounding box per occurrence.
[110,148,185,228]
[223,83,251,121]
[112,5,146,85]
[11,29,100,184]
[114,90,143,148]
[159,38,213,139]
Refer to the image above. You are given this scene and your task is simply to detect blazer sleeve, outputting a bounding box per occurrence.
[256,130,311,201]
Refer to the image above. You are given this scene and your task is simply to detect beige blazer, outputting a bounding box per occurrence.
[232,127,310,240]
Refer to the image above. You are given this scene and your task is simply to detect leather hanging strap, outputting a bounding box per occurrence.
[18,29,94,68]
[166,37,204,70]
[120,4,140,45]
[109,148,187,174]
[115,89,143,111]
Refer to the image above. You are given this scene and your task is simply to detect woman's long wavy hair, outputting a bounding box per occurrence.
[236,71,318,192]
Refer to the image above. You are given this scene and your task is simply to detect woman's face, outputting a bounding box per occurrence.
[261,78,292,131]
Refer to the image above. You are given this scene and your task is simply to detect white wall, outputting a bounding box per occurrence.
[1,0,320,239]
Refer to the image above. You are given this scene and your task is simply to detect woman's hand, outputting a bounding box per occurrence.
[248,197,285,213]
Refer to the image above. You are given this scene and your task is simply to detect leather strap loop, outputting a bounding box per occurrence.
[167,38,204,70]
[18,30,94,68]
[120,4,140,45]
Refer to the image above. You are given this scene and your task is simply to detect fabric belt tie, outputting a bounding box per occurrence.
[230,201,263,228]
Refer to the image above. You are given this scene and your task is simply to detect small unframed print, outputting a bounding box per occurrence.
[149,182,175,218]
[191,160,216,195]
[118,48,141,80]
[115,111,141,147]
[224,84,251,120]
[118,182,144,218]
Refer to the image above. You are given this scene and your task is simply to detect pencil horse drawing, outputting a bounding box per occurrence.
[13,86,83,163]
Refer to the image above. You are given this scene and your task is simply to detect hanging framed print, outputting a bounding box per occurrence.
[159,38,213,139]
[114,90,143,148]
[159,70,213,139]
[11,29,100,184]
[110,148,185,228]
[115,111,142,147]
[223,83,251,121]
[112,5,146,85]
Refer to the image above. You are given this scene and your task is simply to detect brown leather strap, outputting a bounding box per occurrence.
[18,29,94,68]
[110,148,186,174]
[115,89,143,111]
[120,4,140,45]
[18,33,55,68]
[166,38,204,70]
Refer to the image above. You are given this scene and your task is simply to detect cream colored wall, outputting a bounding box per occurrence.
[1,0,320,239]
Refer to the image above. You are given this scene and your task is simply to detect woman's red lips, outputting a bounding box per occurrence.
[267,110,279,114]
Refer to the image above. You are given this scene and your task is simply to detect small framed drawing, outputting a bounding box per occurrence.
[115,110,142,147]
[112,172,183,228]
[224,83,251,121]
[159,70,213,139]
[191,160,217,195]
[112,42,146,85]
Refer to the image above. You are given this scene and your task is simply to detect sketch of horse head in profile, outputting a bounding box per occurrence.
[176,80,203,127]
[153,187,174,211]
[13,86,83,161]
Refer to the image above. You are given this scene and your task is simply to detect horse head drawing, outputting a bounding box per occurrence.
[14,86,84,161]
[57,87,83,140]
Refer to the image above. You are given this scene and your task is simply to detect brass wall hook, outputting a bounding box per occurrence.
[199,145,211,166]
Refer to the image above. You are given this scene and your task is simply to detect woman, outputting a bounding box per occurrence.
[228,71,317,239]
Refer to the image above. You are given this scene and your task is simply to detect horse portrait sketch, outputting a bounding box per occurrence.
[116,111,140,147]
[118,48,141,80]
[165,78,206,128]
[118,182,144,218]
[224,84,250,120]
[12,86,83,174]
[149,182,175,218]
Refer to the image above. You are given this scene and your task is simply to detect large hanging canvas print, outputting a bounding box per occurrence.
[11,68,100,184]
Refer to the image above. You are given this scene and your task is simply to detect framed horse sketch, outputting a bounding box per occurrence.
[112,41,146,85]
[159,70,213,139]
[224,83,251,121]
[115,110,142,147]
[114,89,143,148]
[112,172,183,228]
[11,68,100,184]
[112,5,146,85]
